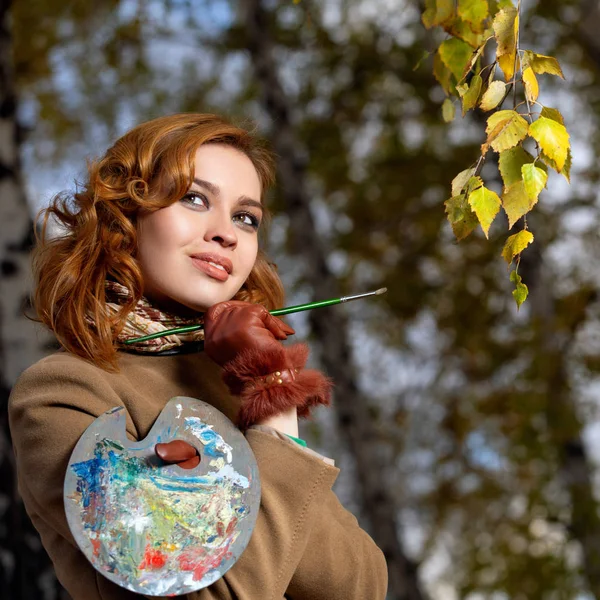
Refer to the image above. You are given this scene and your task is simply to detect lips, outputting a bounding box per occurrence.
[190,253,233,282]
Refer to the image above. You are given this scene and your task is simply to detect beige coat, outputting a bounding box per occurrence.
[8,349,388,599]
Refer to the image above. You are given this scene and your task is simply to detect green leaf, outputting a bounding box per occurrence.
[459,44,487,83]
[484,110,529,153]
[522,50,565,79]
[510,270,529,308]
[445,194,479,240]
[442,98,456,122]
[502,230,534,264]
[452,167,476,196]
[467,175,484,193]
[461,74,483,114]
[423,0,455,29]
[439,38,474,80]
[521,163,547,202]
[498,147,536,189]
[479,80,506,111]
[502,180,531,229]
[529,116,570,172]
[540,106,565,125]
[434,51,453,95]
[457,0,489,32]
[413,50,433,71]
[467,184,501,238]
[493,6,518,56]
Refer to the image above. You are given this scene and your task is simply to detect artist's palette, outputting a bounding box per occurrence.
[64,397,260,596]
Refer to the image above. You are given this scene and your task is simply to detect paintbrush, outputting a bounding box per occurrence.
[123,287,387,345]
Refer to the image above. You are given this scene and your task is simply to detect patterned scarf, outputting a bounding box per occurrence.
[104,280,205,353]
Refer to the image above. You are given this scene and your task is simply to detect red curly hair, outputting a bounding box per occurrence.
[32,113,285,371]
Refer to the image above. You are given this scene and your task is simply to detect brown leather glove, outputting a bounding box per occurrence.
[155,440,200,469]
[204,300,332,431]
[203,300,295,367]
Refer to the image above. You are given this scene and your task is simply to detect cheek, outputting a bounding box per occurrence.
[241,240,259,277]
[137,208,193,259]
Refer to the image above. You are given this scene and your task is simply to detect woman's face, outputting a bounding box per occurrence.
[136,143,263,314]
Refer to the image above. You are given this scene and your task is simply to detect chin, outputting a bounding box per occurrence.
[176,286,242,314]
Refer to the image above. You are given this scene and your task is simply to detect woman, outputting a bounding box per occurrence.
[8,113,388,599]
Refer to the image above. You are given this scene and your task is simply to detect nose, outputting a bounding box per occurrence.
[203,208,238,248]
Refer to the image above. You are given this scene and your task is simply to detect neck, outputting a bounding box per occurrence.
[142,291,205,320]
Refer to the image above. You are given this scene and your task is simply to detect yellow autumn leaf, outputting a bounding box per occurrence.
[498,52,519,82]
[451,168,476,196]
[446,18,488,49]
[493,6,517,56]
[538,109,571,181]
[540,106,565,125]
[522,67,539,102]
[484,110,529,153]
[523,50,565,79]
[502,230,534,264]
[423,0,455,29]
[521,163,547,202]
[456,82,469,97]
[539,149,572,183]
[467,185,501,238]
[479,80,507,111]
[529,116,570,172]
[457,0,489,32]
[502,180,532,229]
[442,98,456,122]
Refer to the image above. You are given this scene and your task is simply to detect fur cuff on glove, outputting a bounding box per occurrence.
[221,343,333,430]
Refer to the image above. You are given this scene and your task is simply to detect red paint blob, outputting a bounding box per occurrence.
[139,545,167,570]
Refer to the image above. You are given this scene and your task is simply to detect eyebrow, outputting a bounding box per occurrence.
[192,177,263,211]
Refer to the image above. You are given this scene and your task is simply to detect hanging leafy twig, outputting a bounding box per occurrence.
[422,0,571,307]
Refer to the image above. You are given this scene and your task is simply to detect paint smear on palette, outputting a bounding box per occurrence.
[64,397,261,597]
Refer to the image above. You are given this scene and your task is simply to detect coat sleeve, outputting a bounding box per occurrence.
[8,355,356,600]
[284,487,389,600]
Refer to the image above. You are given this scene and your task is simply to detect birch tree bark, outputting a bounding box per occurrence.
[242,2,425,598]
[0,1,58,597]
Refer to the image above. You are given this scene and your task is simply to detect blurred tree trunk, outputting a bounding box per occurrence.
[242,2,425,598]
[579,0,600,67]
[524,248,600,597]
[0,0,59,598]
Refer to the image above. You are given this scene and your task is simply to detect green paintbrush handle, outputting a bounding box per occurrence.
[123,288,387,344]
[270,297,342,316]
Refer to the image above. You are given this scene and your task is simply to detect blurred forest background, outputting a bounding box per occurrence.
[2,0,600,598]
